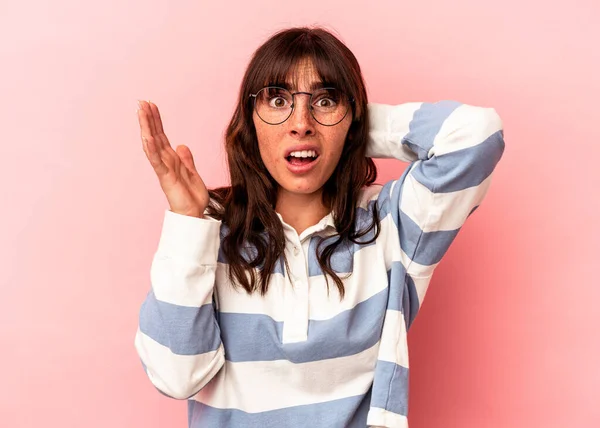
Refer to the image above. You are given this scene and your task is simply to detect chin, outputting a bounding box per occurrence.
[281,180,323,195]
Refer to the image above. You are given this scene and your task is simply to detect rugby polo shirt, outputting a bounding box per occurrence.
[135,100,505,427]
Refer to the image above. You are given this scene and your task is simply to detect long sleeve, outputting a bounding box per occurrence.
[134,209,225,400]
[365,101,505,427]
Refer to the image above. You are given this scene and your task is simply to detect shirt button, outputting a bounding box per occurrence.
[293,246,300,256]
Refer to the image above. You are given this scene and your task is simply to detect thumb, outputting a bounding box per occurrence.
[176,145,198,175]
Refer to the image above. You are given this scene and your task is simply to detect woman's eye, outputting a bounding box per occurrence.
[270,97,287,107]
[315,98,335,107]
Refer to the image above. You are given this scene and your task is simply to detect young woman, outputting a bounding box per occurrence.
[135,27,505,428]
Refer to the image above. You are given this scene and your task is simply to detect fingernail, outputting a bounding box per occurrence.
[137,100,142,111]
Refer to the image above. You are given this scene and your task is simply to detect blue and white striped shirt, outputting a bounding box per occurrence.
[135,100,505,428]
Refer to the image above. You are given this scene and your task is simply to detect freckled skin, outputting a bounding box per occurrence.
[253,60,352,199]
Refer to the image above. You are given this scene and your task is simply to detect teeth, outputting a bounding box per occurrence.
[289,150,317,158]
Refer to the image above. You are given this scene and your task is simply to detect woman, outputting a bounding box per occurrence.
[135,26,505,428]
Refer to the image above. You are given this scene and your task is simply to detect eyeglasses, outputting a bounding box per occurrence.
[249,86,353,126]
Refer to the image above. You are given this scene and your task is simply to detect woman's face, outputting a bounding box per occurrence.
[253,59,352,199]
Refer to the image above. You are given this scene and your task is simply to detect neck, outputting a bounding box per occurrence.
[275,188,329,235]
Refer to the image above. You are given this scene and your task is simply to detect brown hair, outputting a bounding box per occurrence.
[206,26,380,298]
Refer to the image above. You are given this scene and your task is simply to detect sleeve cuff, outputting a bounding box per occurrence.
[155,209,222,265]
[366,102,421,162]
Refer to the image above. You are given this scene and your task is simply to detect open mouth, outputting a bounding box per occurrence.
[285,150,320,166]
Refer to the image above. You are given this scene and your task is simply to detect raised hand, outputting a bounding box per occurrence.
[137,100,209,218]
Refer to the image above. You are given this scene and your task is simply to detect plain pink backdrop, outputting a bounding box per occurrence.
[1,1,599,427]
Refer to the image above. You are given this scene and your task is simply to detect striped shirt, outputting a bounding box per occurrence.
[135,100,505,428]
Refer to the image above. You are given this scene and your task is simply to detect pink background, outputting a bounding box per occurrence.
[1,0,599,427]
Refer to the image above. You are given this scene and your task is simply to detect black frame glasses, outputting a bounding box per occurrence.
[249,86,354,126]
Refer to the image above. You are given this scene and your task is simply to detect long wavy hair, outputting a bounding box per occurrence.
[206,26,381,298]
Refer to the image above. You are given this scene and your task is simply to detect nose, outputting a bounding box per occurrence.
[289,94,315,137]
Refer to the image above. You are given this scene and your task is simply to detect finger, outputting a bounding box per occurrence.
[137,105,154,141]
[148,101,165,135]
[139,100,157,136]
[138,102,168,153]
[143,135,169,177]
[148,101,172,150]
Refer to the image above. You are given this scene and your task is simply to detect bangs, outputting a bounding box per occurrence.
[251,35,355,98]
